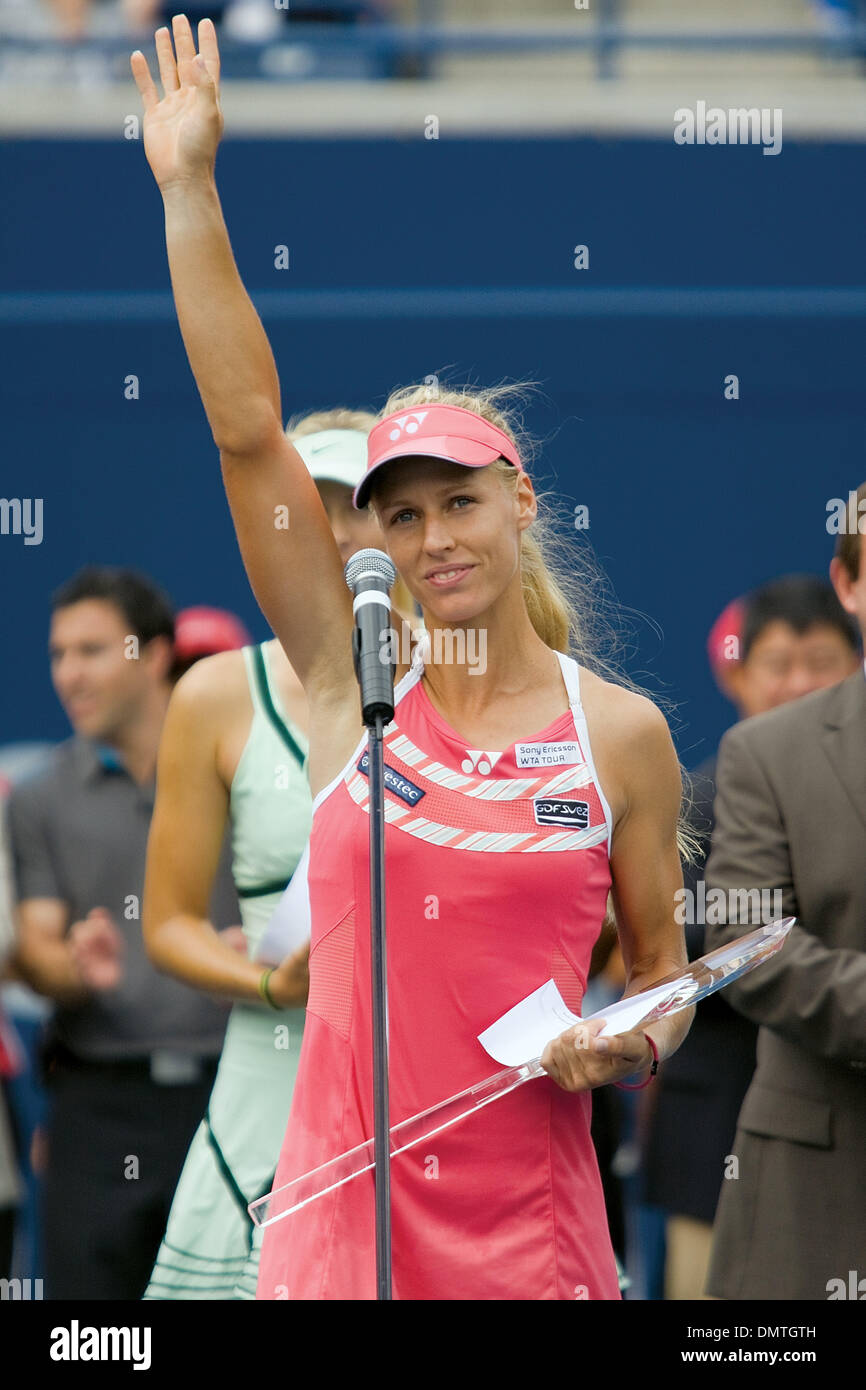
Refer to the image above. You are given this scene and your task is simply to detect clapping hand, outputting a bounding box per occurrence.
[68,908,125,993]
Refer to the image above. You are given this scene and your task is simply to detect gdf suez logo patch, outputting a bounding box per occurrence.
[533,797,590,829]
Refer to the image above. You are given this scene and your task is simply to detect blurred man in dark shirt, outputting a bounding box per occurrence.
[5,567,239,1299]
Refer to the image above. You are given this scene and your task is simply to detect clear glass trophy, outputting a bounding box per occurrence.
[249,916,793,1230]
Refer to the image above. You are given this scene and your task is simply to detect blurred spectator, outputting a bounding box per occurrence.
[42,0,230,44]
[122,1,231,35]
[0,809,24,1280]
[171,605,253,683]
[129,0,379,40]
[726,574,860,715]
[642,573,860,1300]
[704,597,746,704]
[4,566,240,1299]
[704,496,866,1299]
[0,747,55,1289]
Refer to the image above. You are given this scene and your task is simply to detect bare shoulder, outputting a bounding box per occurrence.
[169,649,252,721]
[166,652,256,790]
[578,667,672,748]
[578,668,678,825]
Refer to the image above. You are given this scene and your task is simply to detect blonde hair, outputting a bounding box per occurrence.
[285,406,378,439]
[285,405,415,619]
[374,381,700,864]
[377,382,614,663]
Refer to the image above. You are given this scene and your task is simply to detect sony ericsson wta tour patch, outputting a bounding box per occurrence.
[515,741,582,769]
[532,797,591,829]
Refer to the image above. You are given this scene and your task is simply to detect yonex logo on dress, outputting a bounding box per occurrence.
[388,412,429,442]
[461,749,502,775]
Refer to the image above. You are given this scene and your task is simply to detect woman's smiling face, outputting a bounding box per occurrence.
[372,456,536,622]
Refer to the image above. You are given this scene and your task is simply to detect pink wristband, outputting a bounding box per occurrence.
[614,1033,659,1091]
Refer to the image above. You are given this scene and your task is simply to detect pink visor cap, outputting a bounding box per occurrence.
[353,402,523,509]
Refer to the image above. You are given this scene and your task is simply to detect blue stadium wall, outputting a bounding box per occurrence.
[1,135,863,764]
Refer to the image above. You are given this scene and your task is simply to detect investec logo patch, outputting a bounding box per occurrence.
[357,752,425,806]
[515,741,581,769]
[533,797,590,829]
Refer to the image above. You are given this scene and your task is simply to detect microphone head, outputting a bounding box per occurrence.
[344,548,397,592]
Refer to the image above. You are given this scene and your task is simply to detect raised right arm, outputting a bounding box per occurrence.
[132,16,354,697]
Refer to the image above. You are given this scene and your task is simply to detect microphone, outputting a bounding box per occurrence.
[345,548,397,726]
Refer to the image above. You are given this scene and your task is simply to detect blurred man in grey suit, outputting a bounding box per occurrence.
[704,482,866,1300]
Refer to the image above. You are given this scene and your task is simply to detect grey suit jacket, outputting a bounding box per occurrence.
[703,669,866,1300]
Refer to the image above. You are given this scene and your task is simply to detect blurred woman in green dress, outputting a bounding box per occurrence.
[142,416,412,1298]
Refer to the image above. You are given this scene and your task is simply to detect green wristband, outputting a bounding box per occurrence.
[258,967,280,1010]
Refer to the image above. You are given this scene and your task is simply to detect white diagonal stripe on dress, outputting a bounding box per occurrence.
[535,765,592,796]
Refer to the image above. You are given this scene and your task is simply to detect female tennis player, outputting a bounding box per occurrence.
[131,16,694,1300]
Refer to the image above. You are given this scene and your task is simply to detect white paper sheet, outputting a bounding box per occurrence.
[253,842,312,964]
[477,975,697,1066]
[478,920,795,1064]
[477,980,581,1067]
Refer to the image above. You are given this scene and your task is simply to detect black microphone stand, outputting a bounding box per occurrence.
[347,550,397,1301]
[367,708,391,1300]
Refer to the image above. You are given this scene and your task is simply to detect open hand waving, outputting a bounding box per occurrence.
[130,14,224,192]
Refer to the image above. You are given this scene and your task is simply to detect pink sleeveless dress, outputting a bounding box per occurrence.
[257,644,621,1300]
